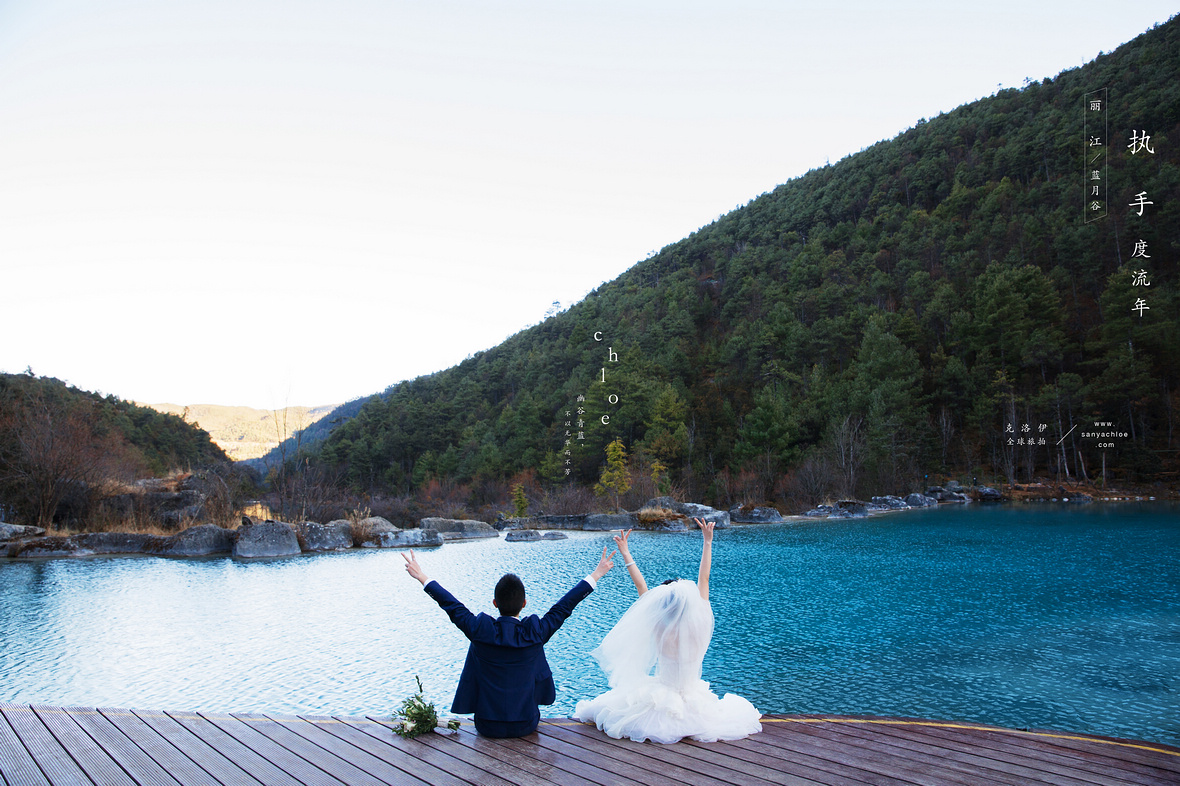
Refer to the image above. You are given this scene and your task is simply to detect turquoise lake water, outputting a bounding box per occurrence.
[1,503,1178,746]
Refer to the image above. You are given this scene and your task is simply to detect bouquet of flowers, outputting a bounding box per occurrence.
[392,676,461,739]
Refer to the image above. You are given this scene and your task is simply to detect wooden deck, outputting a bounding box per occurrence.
[1,705,1177,785]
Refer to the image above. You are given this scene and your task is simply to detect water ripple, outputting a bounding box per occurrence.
[1,503,1178,745]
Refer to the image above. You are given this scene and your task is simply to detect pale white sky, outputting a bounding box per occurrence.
[0,1,1173,409]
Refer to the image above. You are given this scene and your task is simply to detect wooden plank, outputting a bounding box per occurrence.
[5,705,1177,786]
[1,703,97,783]
[2,698,90,783]
[0,708,50,786]
[558,720,792,786]
[771,716,1180,773]
[740,721,959,786]
[783,718,1102,786]
[198,713,346,786]
[403,726,559,783]
[685,733,883,786]
[2,705,93,786]
[130,710,264,786]
[164,711,304,786]
[724,725,894,786]
[854,721,1123,785]
[765,719,1058,786]
[938,724,1180,776]
[61,708,180,786]
[528,721,702,786]
[318,716,462,786]
[359,717,520,786]
[459,725,641,786]
[983,724,1180,766]
[540,721,758,786]
[98,708,241,786]
[860,720,1178,786]
[662,731,845,786]
[273,717,431,783]
[768,717,1180,784]
[227,714,386,786]
[456,724,625,786]
[24,706,133,785]
[449,726,588,785]
[278,716,434,786]
[997,730,1177,772]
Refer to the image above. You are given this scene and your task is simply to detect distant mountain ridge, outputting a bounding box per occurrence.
[247,395,376,472]
[142,403,338,461]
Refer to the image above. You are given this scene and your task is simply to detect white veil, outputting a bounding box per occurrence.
[590,579,715,692]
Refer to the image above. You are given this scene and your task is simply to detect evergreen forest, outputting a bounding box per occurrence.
[311,18,1179,510]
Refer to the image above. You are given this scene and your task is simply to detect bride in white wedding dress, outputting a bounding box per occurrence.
[573,518,762,744]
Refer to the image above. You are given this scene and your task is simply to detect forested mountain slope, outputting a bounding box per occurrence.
[0,373,230,524]
[315,17,1179,504]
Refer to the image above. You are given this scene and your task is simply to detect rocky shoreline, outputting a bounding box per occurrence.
[0,515,454,560]
[796,482,1010,519]
[492,496,736,533]
[0,485,1122,560]
[0,496,740,561]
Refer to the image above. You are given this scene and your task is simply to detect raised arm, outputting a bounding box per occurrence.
[404,550,480,636]
[536,546,617,641]
[695,518,713,600]
[613,529,648,595]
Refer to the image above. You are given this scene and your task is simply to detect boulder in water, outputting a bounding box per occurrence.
[419,518,499,540]
[870,496,910,510]
[583,513,639,531]
[298,520,354,552]
[836,500,869,517]
[152,524,235,556]
[233,521,301,559]
[644,498,731,529]
[728,506,784,524]
[356,520,442,548]
[0,523,46,541]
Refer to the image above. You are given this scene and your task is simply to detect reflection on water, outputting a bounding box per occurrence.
[240,501,278,521]
[1,503,1178,746]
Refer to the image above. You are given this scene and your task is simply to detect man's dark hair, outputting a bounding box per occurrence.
[495,573,526,616]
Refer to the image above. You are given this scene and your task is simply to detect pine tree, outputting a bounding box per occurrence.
[650,459,670,495]
[595,438,631,512]
[512,483,529,518]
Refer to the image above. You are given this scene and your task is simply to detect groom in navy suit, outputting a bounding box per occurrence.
[402,546,616,737]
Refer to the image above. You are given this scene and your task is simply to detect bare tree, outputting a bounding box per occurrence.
[0,392,133,526]
[781,450,834,510]
[281,459,343,523]
[938,406,955,468]
[190,463,258,527]
[265,403,311,521]
[830,415,865,498]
